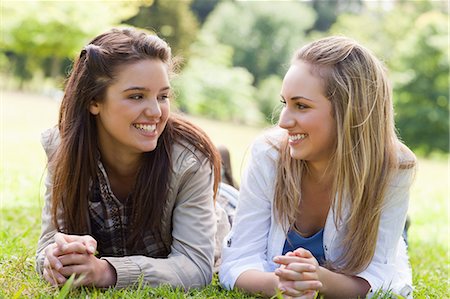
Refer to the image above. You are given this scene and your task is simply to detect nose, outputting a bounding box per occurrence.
[278,106,295,129]
[144,97,161,118]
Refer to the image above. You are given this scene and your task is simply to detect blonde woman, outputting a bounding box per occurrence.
[219,36,416,298]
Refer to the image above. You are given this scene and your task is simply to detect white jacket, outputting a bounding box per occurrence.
[219,128,414,298]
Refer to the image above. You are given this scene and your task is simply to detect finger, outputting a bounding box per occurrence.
[80,235,97,254]
[275,266,318,281]
[58,241,90,255]
[293,248,313,258]
[59,264,87,278]
[54,232,70,247]
[280,285,303,297]
[43,257,66,283]
[286,262,318,273]
[292,280,322,291]
[58,252,90,267]
[274,255,313,266]
[54,234,97,255]
[43,267,67,286]
[44,247,63,270]
[293,290,317,299]
[43,269,57,286]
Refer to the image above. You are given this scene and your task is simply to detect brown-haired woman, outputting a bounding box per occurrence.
[36,27,221,289]
[219,36,416,298]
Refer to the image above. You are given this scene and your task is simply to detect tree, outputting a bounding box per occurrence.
[392,11,448,154]
[1,1,143,87]
[307,0,363,33]
[330,1,448,154]
[190,0,220,25]
[202,1,316,85]
[173,33,263,125]
[124,0,199,60]
[256,75,283,124]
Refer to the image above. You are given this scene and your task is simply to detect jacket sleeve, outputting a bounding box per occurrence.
[103,150,216,289]
[35,128,60,275]
[356,167,415,298]
[219,136,278,289]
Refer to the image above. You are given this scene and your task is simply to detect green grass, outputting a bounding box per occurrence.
[1,91,448,298]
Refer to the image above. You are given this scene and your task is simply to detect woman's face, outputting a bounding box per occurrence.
[279,60,336,165]
[89,59,170,158]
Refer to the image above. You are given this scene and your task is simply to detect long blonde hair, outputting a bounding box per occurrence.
[274,36,415,274]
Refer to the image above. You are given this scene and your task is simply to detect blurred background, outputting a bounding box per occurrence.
[0,1,448,297]
[1,0,448,156]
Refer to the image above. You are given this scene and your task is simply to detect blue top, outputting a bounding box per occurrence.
[282,227,326,265]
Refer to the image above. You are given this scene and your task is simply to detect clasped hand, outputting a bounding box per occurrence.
[273,248,322,299]
[43,232,113,287]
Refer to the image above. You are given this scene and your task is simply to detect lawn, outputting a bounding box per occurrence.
[0,91,448,298]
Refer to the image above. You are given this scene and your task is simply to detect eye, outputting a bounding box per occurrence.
[158,94,170,102]
[296,103,308,110]
[279,98,286,106]
[129,94,143,100]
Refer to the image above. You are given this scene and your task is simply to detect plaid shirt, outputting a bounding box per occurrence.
[38,127,217,288]
[89,161,169,258]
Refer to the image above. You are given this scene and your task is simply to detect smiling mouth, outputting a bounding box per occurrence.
[289,133,307,142]
[133,123,156,132]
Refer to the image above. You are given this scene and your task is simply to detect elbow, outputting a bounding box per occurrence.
[198,261,214,288]
[182,257,214,290]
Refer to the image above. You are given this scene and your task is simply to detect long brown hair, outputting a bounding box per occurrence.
[274,36,416,274]
[50,28,220,245]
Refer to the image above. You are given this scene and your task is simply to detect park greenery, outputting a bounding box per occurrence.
[1,0,448,156]
[0,1,449,298]
[0,0,450,298]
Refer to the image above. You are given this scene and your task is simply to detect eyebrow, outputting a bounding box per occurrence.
[280,95,314,102]
[122,86,171,93]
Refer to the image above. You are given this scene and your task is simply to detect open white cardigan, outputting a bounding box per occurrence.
[219,128,414,298]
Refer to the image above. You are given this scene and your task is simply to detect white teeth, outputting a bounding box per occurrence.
[134,124,156,132]
[289,134,307,141]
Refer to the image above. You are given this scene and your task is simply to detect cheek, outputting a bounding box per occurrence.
[161,101,170,118]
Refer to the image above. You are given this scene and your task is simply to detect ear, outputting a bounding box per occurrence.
[89,100,100,115]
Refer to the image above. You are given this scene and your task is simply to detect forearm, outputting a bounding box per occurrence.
[318,266,370,299]
[235,270,279,297]
[104,253,212,289]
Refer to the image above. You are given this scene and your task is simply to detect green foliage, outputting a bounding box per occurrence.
[173,34,263,125]
[202,1,316,85]
[330,1,449,155]
[2,1,446,153]
[256,75,283,124]
[125,0,199,60]
[307,0,363,32]
[190,0,220,25]
[392,11,448,155]
[1,1,142,86]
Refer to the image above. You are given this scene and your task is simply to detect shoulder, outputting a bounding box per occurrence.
[171,138,210,173]
[389,141,417,188]
[397,142,416,170]
[249,127,285,162]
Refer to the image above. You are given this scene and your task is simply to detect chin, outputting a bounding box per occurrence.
[140,143,159,153]
[289,149,305,160]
